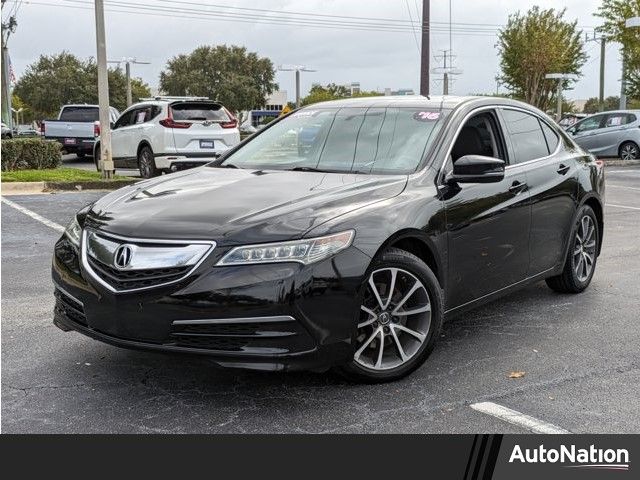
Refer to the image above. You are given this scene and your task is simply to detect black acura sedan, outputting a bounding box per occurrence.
[52,96,605,382]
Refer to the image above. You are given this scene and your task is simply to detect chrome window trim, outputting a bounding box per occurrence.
[80,229,216,294]
[172,316,296,325]
[437,104,564,183]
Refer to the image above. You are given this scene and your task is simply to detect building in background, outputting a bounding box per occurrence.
[245,90,289,127]
[384,88,416,96]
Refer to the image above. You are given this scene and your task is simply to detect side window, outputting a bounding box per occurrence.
[501,109,550,163]
[605,113,634,128]
[574,115,603,133]
[539,120,560,154]
[114,110,134,129]
[134,108,148,124]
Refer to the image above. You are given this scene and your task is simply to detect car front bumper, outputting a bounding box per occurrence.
[52,235,372,372]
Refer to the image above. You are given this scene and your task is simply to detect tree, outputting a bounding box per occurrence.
[301,82,381,106]
[596,0,640,100]
[497,7,587,111]
[13,52,151,119]
[159,45,277,115]
[583,96,621,113]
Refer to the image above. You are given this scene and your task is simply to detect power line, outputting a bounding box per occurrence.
[404,0,420,53]
[5,0,503,36]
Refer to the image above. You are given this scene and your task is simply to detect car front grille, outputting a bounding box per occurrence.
[86,256,191,291]
[81,229,215,293]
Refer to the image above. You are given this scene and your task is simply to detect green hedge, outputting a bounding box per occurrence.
[1,138,62,171]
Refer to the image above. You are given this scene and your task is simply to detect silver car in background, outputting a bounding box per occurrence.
[567,110,640,160]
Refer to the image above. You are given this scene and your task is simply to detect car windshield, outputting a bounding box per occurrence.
[215,107,448,174]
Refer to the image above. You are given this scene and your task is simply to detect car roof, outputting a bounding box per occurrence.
[590,110,640,115]
[298,95,539,112]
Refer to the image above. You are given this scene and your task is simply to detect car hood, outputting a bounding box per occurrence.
[86,167,407,246]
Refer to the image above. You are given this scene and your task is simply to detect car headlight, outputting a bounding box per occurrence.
[217,230,355,266]
[64,216,82,247]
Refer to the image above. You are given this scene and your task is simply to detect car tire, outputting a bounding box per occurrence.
[546,205,599,294]
[93,145,101,171]
[335,247,443,383]
[619,141,639,161]
[77,152,86,159]
[138,145,159,178]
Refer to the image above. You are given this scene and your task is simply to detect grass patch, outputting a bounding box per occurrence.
[1,167,128,183]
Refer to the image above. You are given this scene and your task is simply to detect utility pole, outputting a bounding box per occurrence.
[278,65,316,108]
[419,0,430,96]
[1,1,17,129]
[586,32,607,112]
[94,0,114,179]
[108,57,150,107]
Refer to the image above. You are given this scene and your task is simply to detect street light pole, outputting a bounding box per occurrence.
[545,73,578,122]
[94,0,113,179]
[109,58,151,107]
[278,65,316,108]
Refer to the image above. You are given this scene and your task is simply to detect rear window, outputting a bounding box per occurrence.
[170,102,229,121]
[59,107,100,122]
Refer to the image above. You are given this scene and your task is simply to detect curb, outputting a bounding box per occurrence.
[1,179,137,195]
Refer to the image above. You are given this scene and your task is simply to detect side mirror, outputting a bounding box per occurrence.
[447,155,505,184]
[110,121,116,129]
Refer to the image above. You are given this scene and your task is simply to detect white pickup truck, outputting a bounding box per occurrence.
[43,105,119,157]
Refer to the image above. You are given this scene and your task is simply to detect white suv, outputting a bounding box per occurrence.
[95,96,240,178]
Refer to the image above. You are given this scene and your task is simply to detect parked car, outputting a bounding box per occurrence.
[15,124,39,137]
[558,113,588,129]
[1,122,12,139]
[53,96,604,383]
[94,96,240,178]
[43,105,119,157]
[567,110,640,160]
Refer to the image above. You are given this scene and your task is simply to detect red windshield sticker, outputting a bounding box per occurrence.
[413,111,440,121]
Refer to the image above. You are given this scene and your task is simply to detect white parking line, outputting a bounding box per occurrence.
[470,401,571,434]
[605,203,640,211]
[1,197,65,233]
[607,184,640,192]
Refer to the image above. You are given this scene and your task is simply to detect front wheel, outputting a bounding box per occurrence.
[138,146,159,178]
[546,205,599,293]
[336,248,443,383]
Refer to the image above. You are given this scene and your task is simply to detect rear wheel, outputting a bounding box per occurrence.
[546,205,599,293]
[138,145,159,178]
[336,248,443,383]
[619,141,639,160]
[77,151,86,159]
[93,145,101,171]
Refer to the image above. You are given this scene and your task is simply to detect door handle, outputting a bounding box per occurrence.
[509,181,527,194]
[557,164,570,175]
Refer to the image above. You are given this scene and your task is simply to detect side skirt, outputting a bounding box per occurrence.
[443,266,557,321]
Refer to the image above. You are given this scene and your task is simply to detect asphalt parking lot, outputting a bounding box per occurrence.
[2,165,639,433]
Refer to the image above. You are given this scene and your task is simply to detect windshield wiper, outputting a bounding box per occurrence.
[287,166,327,173]
[218,163,238,169]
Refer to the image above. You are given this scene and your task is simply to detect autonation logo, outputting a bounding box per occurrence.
[509,444,630,471]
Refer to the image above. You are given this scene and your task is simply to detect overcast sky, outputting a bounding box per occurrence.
[5,0,624,102]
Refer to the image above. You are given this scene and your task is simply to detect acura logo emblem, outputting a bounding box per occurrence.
[113,244,133,269]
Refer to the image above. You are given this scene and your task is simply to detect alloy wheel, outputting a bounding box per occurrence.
[621,143,639,160]
[354,267,431,370]
[140,150,153,177]
[573,215,597,282]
